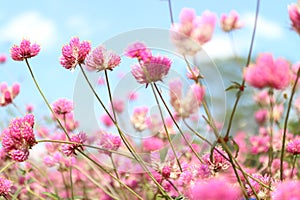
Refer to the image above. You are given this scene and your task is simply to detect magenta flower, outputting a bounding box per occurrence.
[0,54,7,64]
[61,132,87,156]
[98,132,121,155]
[287,139,300,154]
[2,114,36,162]
[131,55,172,86]
[85,45,121,71]
[125,42,152,62]
[220,10,243,32]
[288,4,300,35]
[0,82,20,107]
[60,37,91,70]
[10,39,40,61]
[52,98,74,115]
[0,176,12,196]
[246,174,270,197]
[272,180,300,200]
[190,178,242,200]
[142,137,164,152]
[244,53,291,90]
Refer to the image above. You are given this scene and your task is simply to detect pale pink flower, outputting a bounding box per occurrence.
[110,99,124,113]
[288,3,300,35]
[98,132,121,155]
[142,137,164,152]
[169,79,205,118]
[220,10,243,32]
[250,134,270,154]
[52,98,73,115]
[125,42,152,62]
[10,39,40,61]
[272,180,300,200]
[100,114,114,127]
[127,91,138,101]
[0,176,12,196]
[179,8,197,24]
[186,66,201,81]
[254,109,268,125]
[131,55,172,85]
[61,132,87,156]
[0,82,20,107]
[190,178,242,200]
[131,106,149,132]
[0,54,6,64]
[60,37,91,70]
[244,53,291,90]
[2,114,36,162]
[287,139,300,154]
[85,45,120,71]
[254,90,274,105]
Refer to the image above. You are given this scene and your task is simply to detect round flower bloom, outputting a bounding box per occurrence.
[220,10,243,32]
[85,45,121,71]
[131,55,172,86]
[244,53,291,90]
[272,180,300,200]
[0,82,20,107]
[125,42,152,62]
[288,3,300,35]
[98,132,121,155]
[61,132,87,156]
[2,114,36,162]
[10,39,40,61]
[286,139,300,154]
[0,176,12,196]
[52,98,74,115]
[0,54,7,64]
[60,37,91,70]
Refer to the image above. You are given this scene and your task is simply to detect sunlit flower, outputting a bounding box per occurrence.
[52,98,74,115]
[10,39,40,61]
[125,42,152,62]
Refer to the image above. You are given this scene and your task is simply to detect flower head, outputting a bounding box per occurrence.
[244,53,291,90]
[288,3,300,35]
[2,114,36,162]
[85,45,121,71]
[131,55,172,85]
[0,82,20,107]
[287,139,300,154]
[125,42,152,62]
[0,54,7,64]
[61,132,87,156]
[60,37,91,70]
[220,10,243,32]
[52,98,74,115]
[98,132,121,155]
[272,180,300,200]
[10,39,40,61]
[0,176,12,196]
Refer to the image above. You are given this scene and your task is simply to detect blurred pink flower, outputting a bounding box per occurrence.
[98,132,121,155]
[287,139,300,154]
[0,54,7,64]
[131,55,172,85]
[272,180,300,200]
[244,53,291,90]
[10,39,40,61]
[131,106,149,132]
[52,98,73,115]
[60,37,91,70]
[143,137,164,152]
[0,176,12,196]
[288,3,300,35]
[0,82,20,107]
[61,132,87,156]
[220,10,243,32]
[85,45,120,71]
[2,114,36,162]
[100,114,114,127]
[110,99,124,113]
[254,109,268,125]
[125,42,152,62]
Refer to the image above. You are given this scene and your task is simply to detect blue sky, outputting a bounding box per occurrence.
[0,0,298,122]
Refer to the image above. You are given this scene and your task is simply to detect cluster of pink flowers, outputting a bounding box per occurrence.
[220,10,243,32]
[0,82,20,107]
[0,176,12,197]
[98,132,122,155]
[1,114,36,162]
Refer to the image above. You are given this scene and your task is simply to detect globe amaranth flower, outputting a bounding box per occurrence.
[220,10,243,32]
[61,132,87,156]
[286,139,300,154]
[52,98,74,115]
[124,42,152,62]
[272,180,300,200]
[1,114,37,162]
[98,132,122,155]
[60,37,91,70]
[85,45,121,71]
[0,176,12,196]
[244,53,291,90]
[0,54,7,64]
[0,82,20,107]
[131,55,172,86]
[288,3,300,35]
[10,39,40,61]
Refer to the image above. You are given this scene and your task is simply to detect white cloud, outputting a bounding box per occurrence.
[66,16,93,37]
[202,35,233,59]
[242,13,284,39]
[0,12,57,48]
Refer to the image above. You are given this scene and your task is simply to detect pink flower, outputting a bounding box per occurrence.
[52,98,73,115]
[287,139,300,154]
[202,147,230,172]
[61,132,87,156]
[220,10,243,32]
[244,53,291,90]
[0,82,20,107]
[246,174,270,197]
[98,132,122,155]
[0,54,7,64]
[10,39,40,61]
[179,8,196,24]
[100,114,114,127]
[272,180,300,200]
[2,114,36,162]
[60,37,91,70]
[143,137,164,152]
[190,178,242,200]
[254,109,268,124]
[125,42,152,62]
[0,176,12,196]
[186,66,201,81]
[169,79,205,118]
[131,106,149,132]
[288,4,300,35]
[111,99,124,113]
[131,55,172,85]
[85,45,121,71]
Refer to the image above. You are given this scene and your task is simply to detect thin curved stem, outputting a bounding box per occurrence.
[104,69,117,122]
[167,0,174,24]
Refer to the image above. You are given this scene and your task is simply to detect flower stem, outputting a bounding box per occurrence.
[291,155,298,179]
[167,0,174,24]
[280,67,300,180]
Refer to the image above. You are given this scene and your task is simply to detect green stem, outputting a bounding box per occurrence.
[291,155,297,179]
[167,0,174,24]
[280,67,300,180]
[70,166,74,200]
[104,69,117,122]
